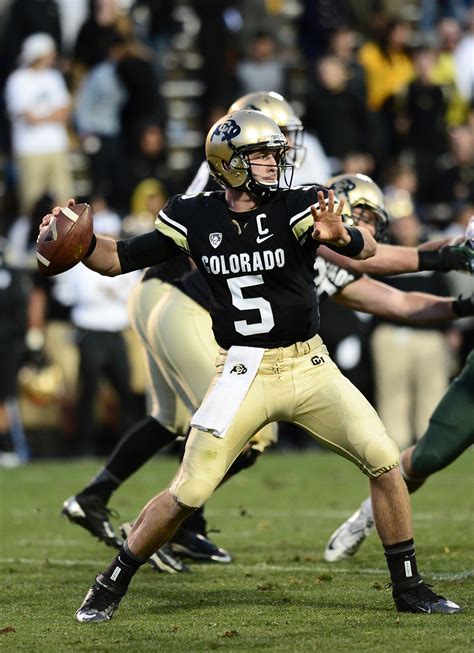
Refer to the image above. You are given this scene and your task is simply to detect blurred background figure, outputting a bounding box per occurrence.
[74,31,128,211]
[303,54,375,175]
[0,237,29,467]
[4,33,73,214]
[58,200,141,456]
[235,30,287,97]
[370,187,453,450]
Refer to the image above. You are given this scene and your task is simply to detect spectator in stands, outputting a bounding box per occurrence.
[326,25,367,103]
[62,202,141,455]
[454,7,474,108]
[401,44,448,203]
[74,0,132,71]
[358,16,414,159]
[4,33,73,215]
[235,31,287,97]
[74,32,128,209]
[370,183,453,450]
[304,55,375,173]
[123,120,176,205]
[431,17,470,127]
[435,125,474,206]
[0,237,28,467]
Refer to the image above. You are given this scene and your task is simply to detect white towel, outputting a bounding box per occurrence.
[190,345,264,437]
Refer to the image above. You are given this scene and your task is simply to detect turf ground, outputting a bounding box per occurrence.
[0,449,472,652]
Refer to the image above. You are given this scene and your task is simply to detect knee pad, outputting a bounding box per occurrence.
[170,477,217,509]
[364,436,400,478]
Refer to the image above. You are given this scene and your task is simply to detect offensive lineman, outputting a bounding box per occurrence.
[40,110,462,619]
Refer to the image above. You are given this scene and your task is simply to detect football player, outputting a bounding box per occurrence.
[40,109,464,620]
[324,347,474,562]
[61,93,473,574]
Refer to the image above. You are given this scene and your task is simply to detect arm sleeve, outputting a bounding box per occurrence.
[117,230,182,273]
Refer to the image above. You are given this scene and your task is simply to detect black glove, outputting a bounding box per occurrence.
[418,245,474,274]
[452,294,474,318]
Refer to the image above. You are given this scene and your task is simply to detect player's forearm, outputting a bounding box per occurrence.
[82,235,122,276]
[347,244,419,274]
[395,293,457,324]
[335,279,459,324]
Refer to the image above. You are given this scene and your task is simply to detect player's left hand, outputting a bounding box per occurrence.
[311,190,349,246]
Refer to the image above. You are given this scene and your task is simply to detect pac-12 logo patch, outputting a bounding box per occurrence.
[209,232,222,249]
[230,363,247,375]
[211,119,241,142]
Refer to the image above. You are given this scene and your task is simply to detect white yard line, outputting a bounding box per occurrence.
[0,557,472,581]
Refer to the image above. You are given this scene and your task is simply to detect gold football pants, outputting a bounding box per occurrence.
[171,334,400,508]
[128,279,276,449]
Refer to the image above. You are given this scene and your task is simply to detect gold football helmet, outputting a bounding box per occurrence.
[327,173,389,240]
[229,91,305,167]
[205,109,290,197]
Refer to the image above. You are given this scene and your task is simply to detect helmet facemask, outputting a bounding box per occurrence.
[282,125,306,169]
[350,203,389,241]
[227,143,293,198]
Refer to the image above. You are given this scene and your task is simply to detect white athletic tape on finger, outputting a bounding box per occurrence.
[61,206,79,222]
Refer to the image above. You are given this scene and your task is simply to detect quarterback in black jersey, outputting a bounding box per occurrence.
[40,109,461,620]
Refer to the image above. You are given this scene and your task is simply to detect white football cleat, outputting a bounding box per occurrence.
[324,497,374,562]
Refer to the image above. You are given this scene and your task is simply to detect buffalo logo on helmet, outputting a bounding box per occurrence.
[209,232,223,249]
[329,178,356,197]
[211,119,241,143]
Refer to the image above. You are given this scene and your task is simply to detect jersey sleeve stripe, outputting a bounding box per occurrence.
[290,208,314,241]
[155,213,190,253]
[158,210,188,236]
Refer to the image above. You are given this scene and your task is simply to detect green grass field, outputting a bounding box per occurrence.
[1,450,473,652]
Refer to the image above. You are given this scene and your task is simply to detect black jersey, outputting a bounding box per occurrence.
[178,255,361,314]
[156,186,330,348]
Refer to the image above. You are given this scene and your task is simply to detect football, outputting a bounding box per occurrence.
[36,203,93,276]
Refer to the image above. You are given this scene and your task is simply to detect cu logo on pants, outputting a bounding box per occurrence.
[311,355,325,366]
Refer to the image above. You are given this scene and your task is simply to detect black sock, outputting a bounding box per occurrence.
[80,469,121,503]
[81,417,176,502]
[384,538,421,587]
[182,506,207,535]
[102,541,147,589]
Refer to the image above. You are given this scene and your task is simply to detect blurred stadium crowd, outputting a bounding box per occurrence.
[0,0,473,463]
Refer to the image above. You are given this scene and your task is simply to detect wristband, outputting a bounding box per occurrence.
[84,233,97,258]
[452,294,474,318]
[417,250,439,271]
[340,226,364,257]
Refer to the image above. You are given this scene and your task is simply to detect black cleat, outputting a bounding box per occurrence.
[393,580,462,614]
[170,527,232,563]
[62,494,123,549]
[119,522,190,574]
[76,574,126,623]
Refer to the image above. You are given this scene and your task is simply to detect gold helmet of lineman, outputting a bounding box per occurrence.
[327,173,390,240]
[228,91,305,167]
[205,109,291,198]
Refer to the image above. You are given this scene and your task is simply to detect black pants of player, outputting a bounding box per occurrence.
[75,329,133,455]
